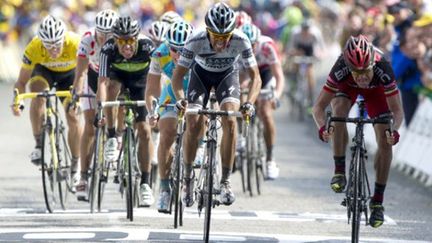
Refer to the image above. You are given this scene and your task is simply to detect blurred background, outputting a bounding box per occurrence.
[1,0,432,129]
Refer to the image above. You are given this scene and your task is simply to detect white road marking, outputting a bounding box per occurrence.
[0,228,427,243]
[0,208,397,225]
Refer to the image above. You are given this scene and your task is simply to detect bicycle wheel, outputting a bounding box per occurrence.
[238,151,247,193]
[125,128,134,221]
[255,122,265,195]
[41,128,60,213]
[173,141,183,228]
[203,141,215,242]
[246,121,255,197]
[351,147,362,243]
[89,126,104,213]
[57,123,72,209]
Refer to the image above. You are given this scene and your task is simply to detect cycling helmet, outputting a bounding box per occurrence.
[160,11,183,25]
[205,2,236,34]
[241,23,261,44]
[37,15,66,44]
[95,9,118,33]
[343,35,375,71]
[112,16,140,38]
[149,21,169,43]
[235,10,252,28]
[166,21,193,48]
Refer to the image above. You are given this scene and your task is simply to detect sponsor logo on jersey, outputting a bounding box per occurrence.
[205,57,235,68]
[22,55,32,65]
[181,49,194,59]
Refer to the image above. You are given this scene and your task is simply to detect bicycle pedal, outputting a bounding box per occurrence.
[341,199,347,207]
[113,175,120,184]
[77,196,89,202]
[213,199,220,207]
[100,175,108,182]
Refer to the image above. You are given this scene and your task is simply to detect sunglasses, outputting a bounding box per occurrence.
[169,46,182,53]
[116,37,137,46]
[207,28,233,41]
[42,41,63,50]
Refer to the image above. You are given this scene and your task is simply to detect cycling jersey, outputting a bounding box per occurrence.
[324,52,399,97]
[288,26,324,57]
[22,31,80,72]
[254,35,280,87]
[77,28,104,72]
[148,42,189,107]
[178,28,257,72]
[99,35,154,80]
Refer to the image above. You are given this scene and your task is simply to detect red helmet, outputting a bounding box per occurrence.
[343,35,375,71]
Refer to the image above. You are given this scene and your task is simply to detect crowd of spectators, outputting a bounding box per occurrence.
[1,0,432,127]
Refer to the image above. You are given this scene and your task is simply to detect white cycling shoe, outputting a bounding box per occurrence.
[266,161,280,180]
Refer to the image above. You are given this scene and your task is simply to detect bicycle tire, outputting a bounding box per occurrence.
[57,124,71,210]
[89,126,104,213]
[41,128,60,213]
[351,147,361,243]
[246,121,256,197]
[125,128,134,221]
[173,140,183,228]
[98,131,108,212]
[239,152,246,193]
[255,121,265,195]
[203,140,215,242]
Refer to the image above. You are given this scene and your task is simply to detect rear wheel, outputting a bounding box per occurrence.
[203,142,215,242]
[351,148,361,243]
[90,127,104,213]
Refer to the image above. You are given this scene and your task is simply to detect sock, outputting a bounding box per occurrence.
[71,156,79,173]
[107,128,116,138]
[140,172,150,185]
[80,171,88,181]
[334,156,346,174]
[160,179,170,191]
[372,183,386,204]
[221,167,231,183]
[34,134,42,148]
[184,163,193,179]
[266,145,274,162]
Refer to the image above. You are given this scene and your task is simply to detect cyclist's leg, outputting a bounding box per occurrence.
[156,114,176,212]
[216,68,240,205]
[28,66,51,164]
[364,88,392,228]
[103,78,122,161]
[329,86,355,192]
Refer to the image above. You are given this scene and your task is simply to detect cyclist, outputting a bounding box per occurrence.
[235,10,252,28]
[171,2,261,206]
[97,16,156,207]
[312,35,403,228]
[148,20,170,47]
[286,18,325,107]
[145,21,193,213]
[241,23,285,179]
[160,11,183,25]
[70,9,118,200]
[11,15,82,182]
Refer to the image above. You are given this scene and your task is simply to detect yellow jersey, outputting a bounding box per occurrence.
[21,31,80,72]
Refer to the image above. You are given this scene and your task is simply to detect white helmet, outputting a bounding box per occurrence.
[95,9,118,33]
[160,11,183,25]
[149,21,169,43]
[38,15,66,44]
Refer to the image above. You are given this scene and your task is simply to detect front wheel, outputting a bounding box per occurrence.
[351,148,362,243]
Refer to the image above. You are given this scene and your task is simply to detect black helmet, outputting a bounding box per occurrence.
[205,2,236,34]
[112,16,140,38]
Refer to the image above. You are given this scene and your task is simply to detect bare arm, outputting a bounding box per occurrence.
[386,93,404,130]
[72,56,89,94]
[245,65,262,104]
[269,62,285,99]
[145,73,162,113]
[14,68,32,94]
[172,65,189,100]
[97,76,109,103]
[312,89,334,129]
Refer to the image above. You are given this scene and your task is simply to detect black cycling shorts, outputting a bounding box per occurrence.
[110,70,148,122]
[87,67,98,93]
[30,64,75,102]
[188,63,240,108]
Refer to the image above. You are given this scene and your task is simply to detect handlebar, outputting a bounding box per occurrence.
[98,100,147,108]
[13,88,72,111]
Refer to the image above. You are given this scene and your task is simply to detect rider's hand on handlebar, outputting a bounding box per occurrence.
[11,101,24,116]
[271,98,280,110]
[147,114,159,128]
[385,129,400,145]
[319,125,334,143]
[67,89,80,115]
[175,98,188,112]
[240,102,255,119]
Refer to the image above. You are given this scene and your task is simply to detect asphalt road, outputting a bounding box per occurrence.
[0,80,432,242]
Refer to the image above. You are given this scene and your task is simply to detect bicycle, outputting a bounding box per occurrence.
[98,95,145,221]
[189,93,248,242]
[288,56,317,121]
[13,88,74,213]
[325,97,393,243]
